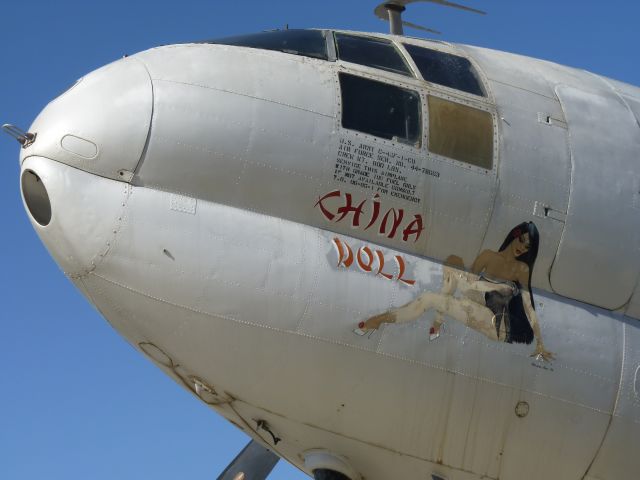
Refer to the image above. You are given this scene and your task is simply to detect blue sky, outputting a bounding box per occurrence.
[1,1,638,479]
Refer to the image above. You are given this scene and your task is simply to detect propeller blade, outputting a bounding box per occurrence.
[402,20,441,35]
[426,0,486,15]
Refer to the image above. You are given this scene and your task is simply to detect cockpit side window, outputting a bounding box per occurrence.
[339,73,421,146]
[205,29,329,60]
[335,33,412,77]
[404,44,485,97]
[428,95,493,169]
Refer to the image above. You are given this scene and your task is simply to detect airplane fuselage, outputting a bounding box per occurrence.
[18,30,640,479]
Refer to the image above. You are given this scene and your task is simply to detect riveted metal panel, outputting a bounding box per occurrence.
[551,85,640,309]
[21,57,152,181]
[135,45,337,226]
[586,318,640,479]
[479,80,570,292]
[495,294,620,479]
[621,94,640,127]
[621,92,640,319]
[458,45,555,98]
[608,78,640,101]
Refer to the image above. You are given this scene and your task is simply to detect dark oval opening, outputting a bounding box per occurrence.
[21,169,51,226]
[313,469,352,480]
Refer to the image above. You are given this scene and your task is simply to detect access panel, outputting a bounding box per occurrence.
[551,85,640,309]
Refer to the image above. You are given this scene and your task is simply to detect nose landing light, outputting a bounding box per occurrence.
[21,169,51,226]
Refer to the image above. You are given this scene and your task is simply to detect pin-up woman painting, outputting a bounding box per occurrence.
[355,222,554,361]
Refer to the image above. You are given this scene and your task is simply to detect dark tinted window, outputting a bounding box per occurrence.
[404,44,485,96]
[205,29,328,60]
[340,73,421,145]
[335,33,412,76]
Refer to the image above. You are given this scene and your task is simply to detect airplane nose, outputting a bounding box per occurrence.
[20,56,153,181]
[20,155,129,277]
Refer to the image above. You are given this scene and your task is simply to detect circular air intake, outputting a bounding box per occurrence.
[21,169,51,226]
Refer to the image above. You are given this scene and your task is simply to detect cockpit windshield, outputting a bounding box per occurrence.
[335,33,412,77]
[403,44,485,97]
[203,29,329,60]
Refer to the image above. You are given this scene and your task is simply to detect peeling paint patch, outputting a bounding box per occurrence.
[170,193,197,214]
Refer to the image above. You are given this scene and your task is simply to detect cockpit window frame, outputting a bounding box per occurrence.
[338,71,423,149]
[201,29,333,61]
[333,32,416,78]
[426,93,495,170]
[400,41,489,100]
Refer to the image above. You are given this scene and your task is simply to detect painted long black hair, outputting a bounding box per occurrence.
[496,221,540,344]
[498,221,540,309]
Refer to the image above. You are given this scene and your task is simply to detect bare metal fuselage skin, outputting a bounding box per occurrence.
[19,32,640,480]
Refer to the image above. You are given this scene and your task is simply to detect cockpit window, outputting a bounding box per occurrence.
[205,29,329,60]
[428,96,493,168]
[335,33,412,77]
[404,44,485,96]
[340,73,421,145]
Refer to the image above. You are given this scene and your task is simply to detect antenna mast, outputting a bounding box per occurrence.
[385,3,406,35]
